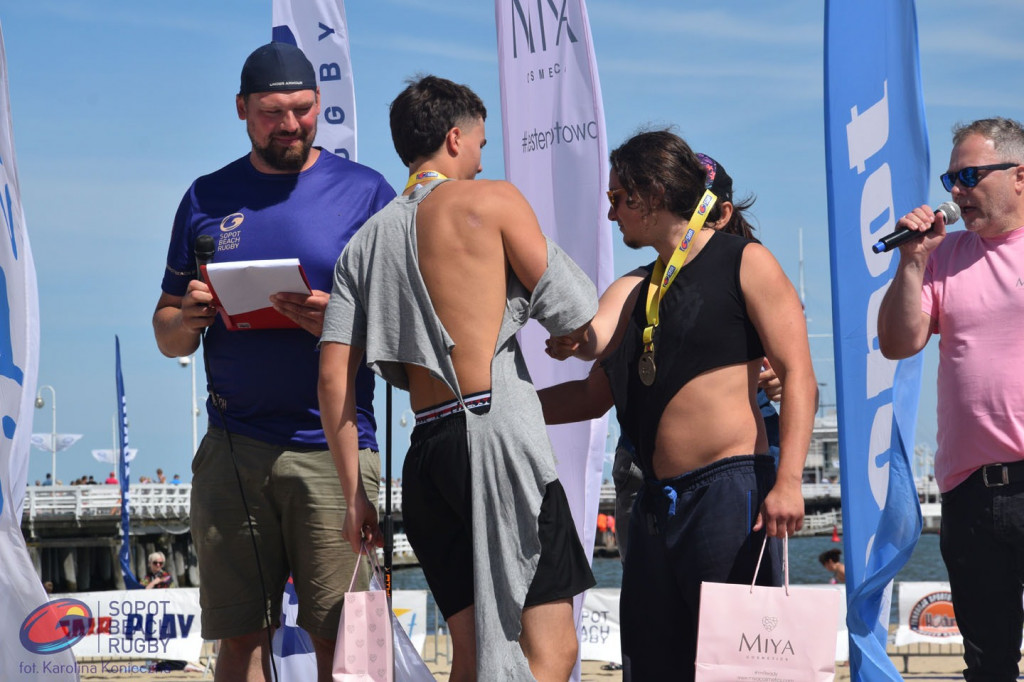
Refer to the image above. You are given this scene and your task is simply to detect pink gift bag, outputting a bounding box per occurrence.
[695,533,841,682]
[333,546,394,682]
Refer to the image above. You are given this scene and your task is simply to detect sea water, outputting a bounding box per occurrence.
[390,533,948,628]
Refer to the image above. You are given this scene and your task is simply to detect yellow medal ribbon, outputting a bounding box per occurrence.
[404,170,448,191]
[642,189,718,351]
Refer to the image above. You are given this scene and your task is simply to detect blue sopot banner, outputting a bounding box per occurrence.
[824,1,926,679]
[115,336,142,590]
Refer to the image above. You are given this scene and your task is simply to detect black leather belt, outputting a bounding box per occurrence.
[979,461,1024,487]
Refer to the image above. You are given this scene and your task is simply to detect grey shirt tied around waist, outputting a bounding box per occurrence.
[322,180,598,680]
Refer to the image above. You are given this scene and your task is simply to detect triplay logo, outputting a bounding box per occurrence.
[20,598,93,655]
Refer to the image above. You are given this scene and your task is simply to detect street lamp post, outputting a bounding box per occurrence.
[34,385,57,484]
[177,356,199,454]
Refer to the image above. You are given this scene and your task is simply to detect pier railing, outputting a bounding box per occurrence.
[27,481,934,526]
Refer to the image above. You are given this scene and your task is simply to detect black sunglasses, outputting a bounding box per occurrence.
[940,163,1018,192]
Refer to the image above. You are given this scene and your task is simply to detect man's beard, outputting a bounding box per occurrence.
[251,131,314,172]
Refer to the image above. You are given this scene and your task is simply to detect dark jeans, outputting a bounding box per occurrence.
[940,469,1024,681]
[620,455,780,682]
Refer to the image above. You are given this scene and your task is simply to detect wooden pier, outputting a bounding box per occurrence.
[20,481,940,590]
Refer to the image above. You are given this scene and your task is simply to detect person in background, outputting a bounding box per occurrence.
[156,468,167,484]
[818,548,845,584]
[151,41,394,682]
[878,116,1024,681]
[142,551,174,589]
[104,472,118,485]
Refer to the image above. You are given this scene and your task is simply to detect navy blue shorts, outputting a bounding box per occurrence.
[621,454,781,681]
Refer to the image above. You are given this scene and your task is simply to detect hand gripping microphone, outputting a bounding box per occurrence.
[872,202,961,254]
[194,234,216,275]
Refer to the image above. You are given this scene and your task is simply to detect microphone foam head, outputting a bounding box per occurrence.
[195,235,216,264]
[937,201,961,225]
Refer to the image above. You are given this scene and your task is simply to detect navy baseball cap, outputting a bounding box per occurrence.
[239,42,317,95]
[696,153,733,200]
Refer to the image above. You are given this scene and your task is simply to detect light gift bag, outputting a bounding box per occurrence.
[695,533,841,682]
[334,545,394,682]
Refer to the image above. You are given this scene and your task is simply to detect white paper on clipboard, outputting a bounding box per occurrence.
[203,258,311,314]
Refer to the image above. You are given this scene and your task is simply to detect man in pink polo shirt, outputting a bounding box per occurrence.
[879,117,1024,681]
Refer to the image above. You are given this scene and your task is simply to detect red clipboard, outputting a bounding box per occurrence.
[200,259,312,331]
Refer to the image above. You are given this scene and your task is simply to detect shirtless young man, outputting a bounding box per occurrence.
[318,76,598,682]
[540,130,816,680]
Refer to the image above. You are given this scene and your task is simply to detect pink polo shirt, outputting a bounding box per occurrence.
[922,226,1024,492]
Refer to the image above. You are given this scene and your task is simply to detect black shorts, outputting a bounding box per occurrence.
[402,410,596,620]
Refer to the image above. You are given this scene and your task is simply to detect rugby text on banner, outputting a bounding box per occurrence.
[272,0,357,160]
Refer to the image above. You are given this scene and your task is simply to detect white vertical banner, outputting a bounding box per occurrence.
[269,6,358,680]
[272,0,357,161]
[0,21,78,682]
[495,0,614,670]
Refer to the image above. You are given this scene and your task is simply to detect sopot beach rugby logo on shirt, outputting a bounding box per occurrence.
[20,598,94,654]
[219,212,244,252]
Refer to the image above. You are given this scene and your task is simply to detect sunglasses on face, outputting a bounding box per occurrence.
[606,188,628,209]
[940,163,1018,192]
[151,560,163,565]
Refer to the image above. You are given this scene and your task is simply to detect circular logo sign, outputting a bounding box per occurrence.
[20,598,93,654]
[908,590,958,637]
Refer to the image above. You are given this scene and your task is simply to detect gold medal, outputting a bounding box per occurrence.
[638,351,656,386]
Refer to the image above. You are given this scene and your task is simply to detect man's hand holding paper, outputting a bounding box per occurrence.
[271,289,329,336]
[201,258,312,331]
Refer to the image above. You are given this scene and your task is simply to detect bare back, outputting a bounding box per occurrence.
[407,179,547,410]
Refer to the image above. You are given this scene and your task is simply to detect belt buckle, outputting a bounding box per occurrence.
[982,465,1009,487]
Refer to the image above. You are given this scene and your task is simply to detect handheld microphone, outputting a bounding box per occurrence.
[194,235,216,277]
[872,202,960,254]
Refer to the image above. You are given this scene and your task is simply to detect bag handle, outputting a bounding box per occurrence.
[749,531,789,596]
[347,541,382,593]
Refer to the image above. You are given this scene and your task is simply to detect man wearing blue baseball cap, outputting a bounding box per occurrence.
[153,42,395,681]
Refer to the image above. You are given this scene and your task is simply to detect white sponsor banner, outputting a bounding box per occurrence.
[53,588,203,662]
[895,581,964,646]
[272,586,430,680]
[495,1,614,656]
[579,589,621,665]
[392,589,428,655]
[272,0,357,161]
[0,19,75,681]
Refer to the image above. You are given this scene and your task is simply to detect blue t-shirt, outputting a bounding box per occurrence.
[161,150,395,448]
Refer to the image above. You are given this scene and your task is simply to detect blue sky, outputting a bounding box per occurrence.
[3,0,1023,484]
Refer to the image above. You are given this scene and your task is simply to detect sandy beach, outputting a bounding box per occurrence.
[75,634,971,681]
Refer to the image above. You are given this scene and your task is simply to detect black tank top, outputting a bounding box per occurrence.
[602,231,765,475]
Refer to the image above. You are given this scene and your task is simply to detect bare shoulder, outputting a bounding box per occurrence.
[449,178,527,210]
[739,241,786,280]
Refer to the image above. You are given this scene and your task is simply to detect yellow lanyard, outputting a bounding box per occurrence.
[642,189,717,352]
[404,170,448,191]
